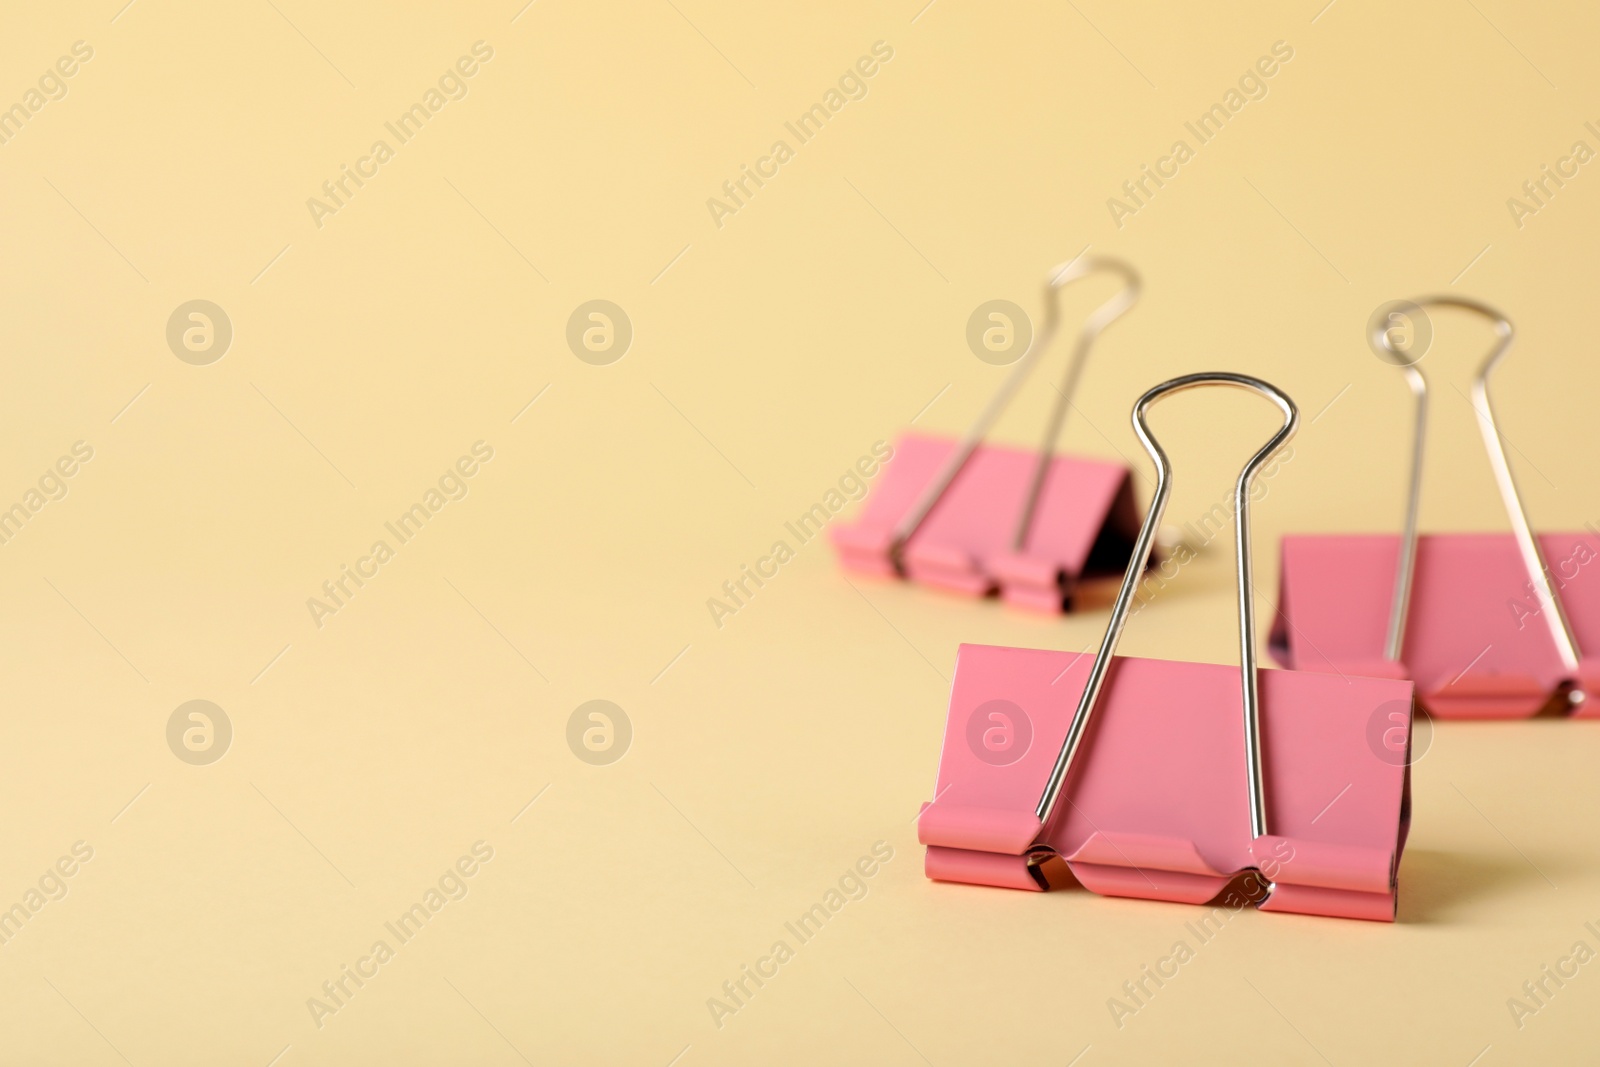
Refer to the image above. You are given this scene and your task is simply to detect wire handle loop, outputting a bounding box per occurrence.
[889,257,1141,568]
[1034,373,1298,842]
[1368,297,1579,672]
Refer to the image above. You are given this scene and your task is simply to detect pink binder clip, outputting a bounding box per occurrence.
[918,374,1415,922]
[831,257,1146,612]
[1270,297,1600,719]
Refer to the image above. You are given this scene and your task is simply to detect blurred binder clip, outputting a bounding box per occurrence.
[830,257,1146,612]
[1270,297,1600,718]
[917,374,1415,922]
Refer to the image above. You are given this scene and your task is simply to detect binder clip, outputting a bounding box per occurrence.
[917,374,1415,922]
[1270,297,1600,719]
[830,257,1147,612]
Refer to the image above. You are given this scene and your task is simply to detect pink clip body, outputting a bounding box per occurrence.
[830,433,1141,612]
[918,644,1414,922]
[1271,532,1600,719]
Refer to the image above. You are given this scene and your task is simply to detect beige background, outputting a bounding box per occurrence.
[1,0,1598,1063]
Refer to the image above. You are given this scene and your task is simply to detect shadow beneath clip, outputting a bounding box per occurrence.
[1396,847,1555,923]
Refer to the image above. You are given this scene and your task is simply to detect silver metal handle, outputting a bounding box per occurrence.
[1034,373,1298,842]
[1369,297,1581,672]
[889,257,1141,569]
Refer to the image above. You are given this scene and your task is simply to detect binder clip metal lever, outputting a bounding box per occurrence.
[831,257,1147,612]
[918,374,1415,922]
[1270,297,1600,718]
